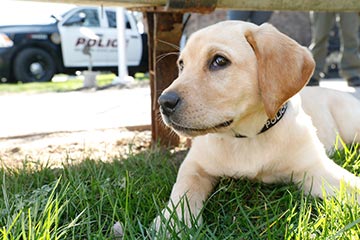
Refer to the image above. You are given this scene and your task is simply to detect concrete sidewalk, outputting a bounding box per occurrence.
[320,78,360,99]
[0,87,151,139]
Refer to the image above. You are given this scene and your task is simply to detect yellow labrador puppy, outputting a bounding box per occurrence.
[156,21,360,229]
[301,87,360,152]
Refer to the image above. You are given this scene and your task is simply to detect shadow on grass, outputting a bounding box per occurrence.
[1,146,360,239]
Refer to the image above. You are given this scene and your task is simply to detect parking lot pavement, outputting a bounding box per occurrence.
[0,87,151,139]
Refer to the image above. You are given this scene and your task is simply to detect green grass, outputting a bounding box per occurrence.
[0,73,148,94]
[1,144,360,239]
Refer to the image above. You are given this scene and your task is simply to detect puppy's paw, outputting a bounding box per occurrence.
[152,203,203,236]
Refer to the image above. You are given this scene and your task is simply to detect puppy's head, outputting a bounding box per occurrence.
[158,21,315,137]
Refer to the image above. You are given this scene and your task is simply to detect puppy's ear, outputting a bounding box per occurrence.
[245,23,315,118]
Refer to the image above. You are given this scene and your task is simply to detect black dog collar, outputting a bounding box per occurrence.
[235,102,288,138]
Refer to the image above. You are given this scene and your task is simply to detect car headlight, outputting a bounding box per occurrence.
[0,33,14,48]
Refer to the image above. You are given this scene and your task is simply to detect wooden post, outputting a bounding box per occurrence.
[146,11,183,146]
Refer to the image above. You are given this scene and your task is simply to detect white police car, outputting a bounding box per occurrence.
[0,6,148,83]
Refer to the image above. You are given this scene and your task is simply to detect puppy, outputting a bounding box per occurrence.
[300,87,360,152]
[156,21,360,229]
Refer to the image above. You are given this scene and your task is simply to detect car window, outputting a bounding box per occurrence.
[106,11,117,28]
[64,9,100,27]
[105,10,131,29]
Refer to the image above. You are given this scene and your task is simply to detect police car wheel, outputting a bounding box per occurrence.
[14,48,56,83]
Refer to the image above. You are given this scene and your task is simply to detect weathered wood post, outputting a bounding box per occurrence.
[146,11,183,146]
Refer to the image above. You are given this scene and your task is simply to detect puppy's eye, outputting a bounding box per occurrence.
[178,59,184,72]
[210,55,230,71]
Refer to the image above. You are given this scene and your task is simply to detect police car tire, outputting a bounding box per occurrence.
[14,48,56,83]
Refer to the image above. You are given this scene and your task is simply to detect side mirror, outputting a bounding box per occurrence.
[63,12,86,26]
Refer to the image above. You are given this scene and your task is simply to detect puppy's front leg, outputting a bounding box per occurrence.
[154,158,217,230]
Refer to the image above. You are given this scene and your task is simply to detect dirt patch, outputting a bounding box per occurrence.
[0,127,152,169]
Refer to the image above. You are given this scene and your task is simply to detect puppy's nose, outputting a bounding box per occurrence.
[158,91,181,116]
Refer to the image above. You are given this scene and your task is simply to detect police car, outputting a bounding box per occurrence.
[0,6,148,83]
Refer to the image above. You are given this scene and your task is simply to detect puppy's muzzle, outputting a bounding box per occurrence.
[158,91,181,117]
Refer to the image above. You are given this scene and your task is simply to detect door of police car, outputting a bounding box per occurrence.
[58,6,142,69]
